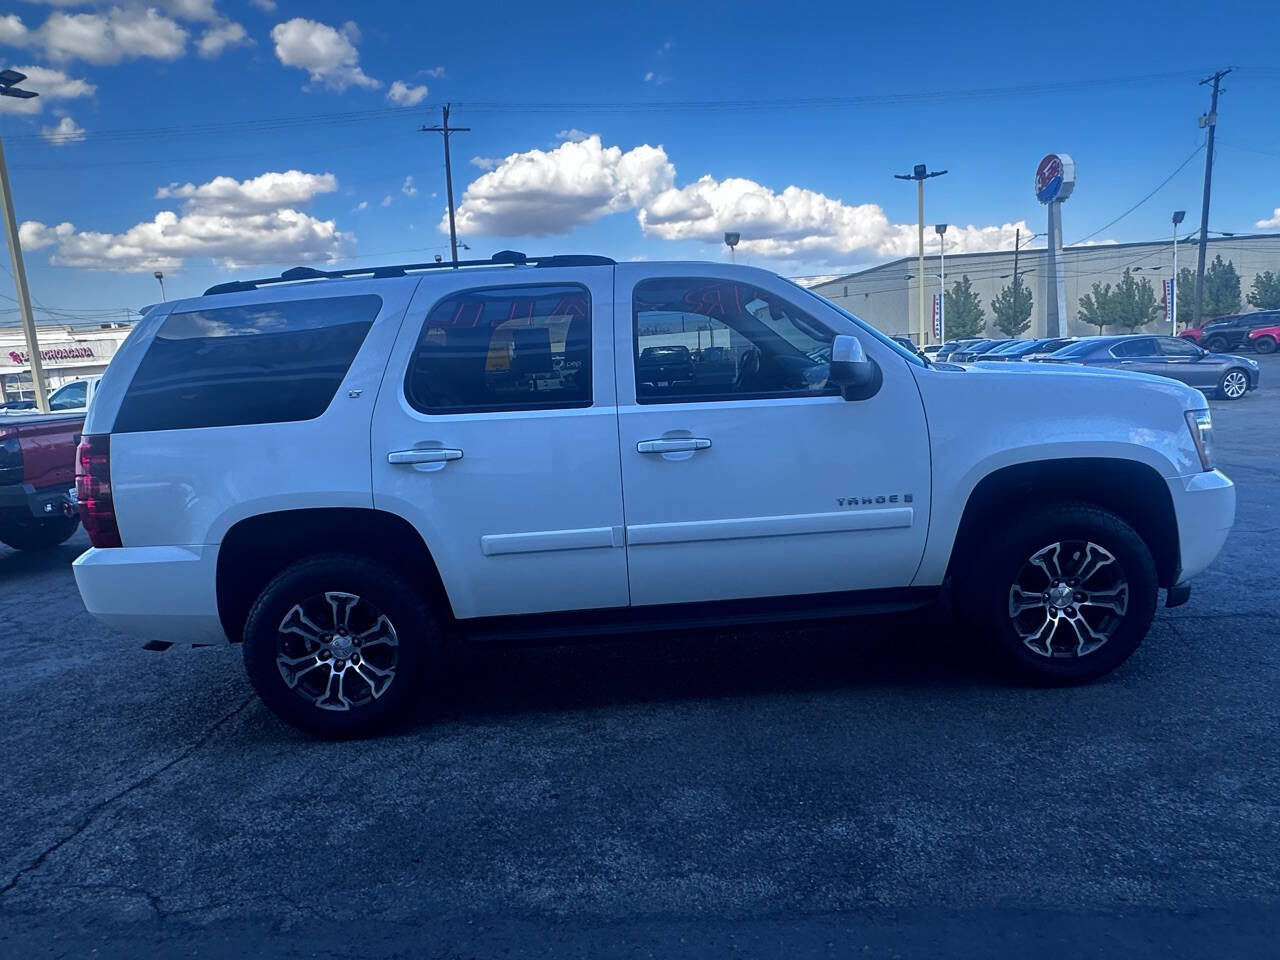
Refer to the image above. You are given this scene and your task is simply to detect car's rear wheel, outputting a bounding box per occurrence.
[242,553,436,737]
[1204,335,1229,353]
[1252,335,1277,355]
[0,514,79,551]
[960,502,1157,684]
[1219,368,1249,400]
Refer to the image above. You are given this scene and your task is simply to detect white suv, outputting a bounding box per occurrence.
[73,253,1235,735]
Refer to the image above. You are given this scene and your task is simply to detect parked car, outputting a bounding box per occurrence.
[0,411,83,550]
[978,338,1075,362]
[1178,325,1207,345]
[890,335,922,357]
[935,338,984,361]
[921,344,943,359]
[73,253,1235,736]
[1247,325,1280,355]
[1197,311,1280,353]
[1022,337,1081,360]
[950,339,1017,363]
[0,375,101,415]
[1035,334,1259,400]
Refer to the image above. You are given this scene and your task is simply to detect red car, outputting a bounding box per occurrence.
[0,411,84,550]
[1178,325,1206,344]
[1248,325,1280,355]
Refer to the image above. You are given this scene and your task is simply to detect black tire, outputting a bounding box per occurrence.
[0,514,80,551]
[1218,368,1250,400]
[959,502,1157,685]
[1203,335,1229,353]
[1252,335,1277,355]
[242,553,437,738]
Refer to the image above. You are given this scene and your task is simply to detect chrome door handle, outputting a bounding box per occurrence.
[636,438,711,454]
[388,448,463,464]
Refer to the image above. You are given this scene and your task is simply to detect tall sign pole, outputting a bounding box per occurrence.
[1193,69,1230,325]
[936,223,948,343]
[1035,153,1076,338]
[894,164,947,346]
[1171,210,1185,333]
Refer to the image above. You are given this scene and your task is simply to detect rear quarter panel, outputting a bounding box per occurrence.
[910,362,1203,586]
[101,278,419,547]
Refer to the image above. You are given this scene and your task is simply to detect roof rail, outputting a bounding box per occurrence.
[202,251,615,296]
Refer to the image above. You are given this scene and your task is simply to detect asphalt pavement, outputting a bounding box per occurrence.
[2,356,1278,958]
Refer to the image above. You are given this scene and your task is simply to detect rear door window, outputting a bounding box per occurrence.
[1110,338,1158,358]
[113,294,382,433]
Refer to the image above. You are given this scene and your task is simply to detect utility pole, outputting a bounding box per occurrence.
[894,164,947,346]
[0,69,48,413]
[421,104,470,266]
[1193,68,1232,325]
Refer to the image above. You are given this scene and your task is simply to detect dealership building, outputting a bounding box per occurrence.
[0,322,133,405]
[807,233,1280,343]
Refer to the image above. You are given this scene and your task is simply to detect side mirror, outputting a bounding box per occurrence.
[828,334,882,401]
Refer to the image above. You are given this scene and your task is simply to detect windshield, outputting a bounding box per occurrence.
[788,281,927,368]
[1046,339,1101,358]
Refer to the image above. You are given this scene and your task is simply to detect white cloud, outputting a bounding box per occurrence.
[155,170,338,214]
[21,169,350,272]
[451,134,1028,262]
[41,113,85,145]
[270,17,378,92]
[555,128,590,142]
[6,8,190,64]
[387,79,427,107]
[401,175,417,197]
[0,64,95,115]
[470,156,499,171]
[157,0,220,22]
[351,200,368,212]
[422,65,445,78]
[250,0,277,11]
[452,134,675,237]
[197,21,251,58]
[380,194,391,207]
[1257,209,1280,229]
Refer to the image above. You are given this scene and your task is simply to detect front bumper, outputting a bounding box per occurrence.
[73,544,227,645]
[1167,469,1235,585]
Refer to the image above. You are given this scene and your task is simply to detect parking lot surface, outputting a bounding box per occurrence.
[2,357,1278,958]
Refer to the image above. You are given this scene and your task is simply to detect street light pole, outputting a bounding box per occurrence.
[0,69,48,413]
[935,223,948,344]
[1171,210,1185,334]
[894,164,947,346]
[154,270,166,301]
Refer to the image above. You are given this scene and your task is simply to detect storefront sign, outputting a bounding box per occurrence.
[4,340,117,367]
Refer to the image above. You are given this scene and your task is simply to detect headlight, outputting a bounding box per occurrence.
[1185,408,1215,472]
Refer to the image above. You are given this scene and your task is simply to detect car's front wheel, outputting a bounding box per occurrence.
[242,554,436,737]
[962,502,1157,684]
[1252,335,1276,355]
[1218,368,1249,400]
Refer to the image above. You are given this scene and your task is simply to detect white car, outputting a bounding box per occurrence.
[72,253,1235,735]
[0,375,100,414]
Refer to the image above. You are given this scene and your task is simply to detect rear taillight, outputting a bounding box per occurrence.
[0,425,20,486]
[76,433,122,548]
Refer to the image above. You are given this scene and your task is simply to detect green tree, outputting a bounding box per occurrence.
[1248,270,1280,310]
[990,278,1033,337]
[942,275,985,339]
[1078,282,1115,335]
[1111,268,1160,332]
[1175,256,1242,326]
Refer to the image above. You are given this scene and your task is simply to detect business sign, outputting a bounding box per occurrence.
[932,293,942,339]
[1035,153,1076,204]
[4,339,117,368]
[1164,278,1175,324]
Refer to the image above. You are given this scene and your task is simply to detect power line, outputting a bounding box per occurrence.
[1066,142,1204,247]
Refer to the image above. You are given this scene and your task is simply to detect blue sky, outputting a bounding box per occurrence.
[1,0,1279,320]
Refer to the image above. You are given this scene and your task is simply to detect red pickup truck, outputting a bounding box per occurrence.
[0,412,83,551]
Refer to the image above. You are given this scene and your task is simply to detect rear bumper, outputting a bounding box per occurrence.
[1167,470,1235,584]
[0,482,76,520]
[73,544,226,644]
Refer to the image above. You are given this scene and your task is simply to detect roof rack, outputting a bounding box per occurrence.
[202,251,615,296]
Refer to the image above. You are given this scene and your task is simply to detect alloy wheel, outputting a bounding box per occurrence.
[275,591,399,711]
[1008,541,1129,658]
[1222,371,1248,399]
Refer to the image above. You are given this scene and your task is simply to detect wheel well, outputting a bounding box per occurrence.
[215,508,452,643]
[949,458,1180,588]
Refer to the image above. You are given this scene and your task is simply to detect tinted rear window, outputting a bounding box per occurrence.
[114,295,381,433]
